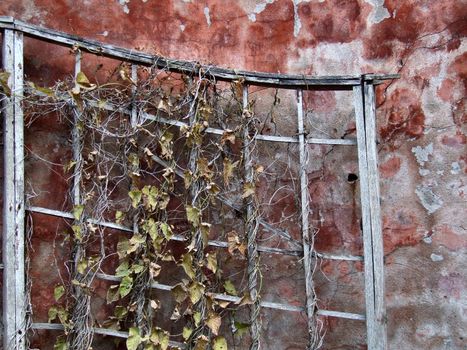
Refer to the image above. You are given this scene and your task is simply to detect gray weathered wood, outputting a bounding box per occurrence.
[242,85,261,349]
[31,323,186,348]
[353,84,378,349]
[0,17,399,89]
[2,28,26,350]
[363,81,387,349]
[95,273,365,320]
[297,89,319,348]
[26,205,366,261]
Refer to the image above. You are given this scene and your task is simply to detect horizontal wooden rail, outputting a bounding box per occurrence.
[31,323,186,348]
[0,17,399,90]
[26,206,363,261]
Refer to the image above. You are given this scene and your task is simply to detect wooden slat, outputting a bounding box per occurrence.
[297,89,319,347]
[0,17,399,90]
[2,28,26,350]
[242,85,261,349]
[353,84,378,349]
[31,323,186,349]
[363,81,387,349]
[95,273,365,320]
[26,205,366,262]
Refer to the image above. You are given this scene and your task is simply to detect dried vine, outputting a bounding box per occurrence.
[8,59,326,349]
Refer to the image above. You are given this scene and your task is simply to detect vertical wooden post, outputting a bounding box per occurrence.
[2,28,26,350]
[297,90,319,349]
[354,79,387,350]
[363,80,387,349]
[242,85,261,350]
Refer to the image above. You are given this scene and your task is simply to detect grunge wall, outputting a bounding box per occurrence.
[0,1,465,349]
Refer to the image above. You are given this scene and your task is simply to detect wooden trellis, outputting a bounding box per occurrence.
[1,16,397,350]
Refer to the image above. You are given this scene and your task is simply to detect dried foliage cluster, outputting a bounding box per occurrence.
[1,59,323,350]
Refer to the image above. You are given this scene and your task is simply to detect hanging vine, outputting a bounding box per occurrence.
[14,58,325,350]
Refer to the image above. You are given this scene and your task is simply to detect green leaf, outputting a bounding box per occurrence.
[71,225,82,241]
[182,326,193,341]
[149,328,170,350]
[159,222,173,240]
[48,306,58,322]
[114,305,128,320]
[126,327,142,350]
[72,205,84,220]
[77,258,88,274]
[115,210,124,224]
[186,205,201,227]
[115,260,130,277]
[106,285,120,304]
[234,322,249,338]
[75,71,96,90]
[205,253,217,274]
[54,285,65,301]
[213,336,228,350]
[171,284,187,304]
[53,336,68,350]
[188,281,205,304]
[180,253,195,280]
[117,238,130,259]
[119,275,133,298]
[129,189,142,208]
[28,81,55,97]
[193,311,202,327]
[223,280,237,296]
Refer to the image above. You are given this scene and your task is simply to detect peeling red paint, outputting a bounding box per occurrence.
[380,156,402,178]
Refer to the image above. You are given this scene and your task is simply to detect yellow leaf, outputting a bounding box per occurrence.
[180,253,196,280]
[188,281,205,304]
[126,327,142,350]
[223,158,238,186]
[206,313,221,336]
[72,205,84,220]
[221,130,236,145]
[186,205,201,227]
[242,182,255,198]
[223,280,237,296]
[205,252,217,274]
[213,336,228,350]
[54,285,65,301]
[182,327,193,341]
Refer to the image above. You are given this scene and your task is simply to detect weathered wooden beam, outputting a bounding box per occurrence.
[297,90,320,349]
[26,205,366,261]
[363,80,387,349]
[242,85,262,349]
[95,273,365,320]
[31,323,186,349]
[0,17,399,90]
[354,83,379,349]
[2,28,26,350]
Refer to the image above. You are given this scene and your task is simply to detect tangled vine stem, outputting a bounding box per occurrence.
[15,58,325,349]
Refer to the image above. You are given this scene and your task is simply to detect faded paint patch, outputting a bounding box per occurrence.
[247,0,275,22]
[292,0,302,37]
[415,185,443,214]
[430,253,444,262]
[450,161,461,174]
[204,6,211,27]
[412,143,433,167]
[118,0,130,14]
[365,0,390,24]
